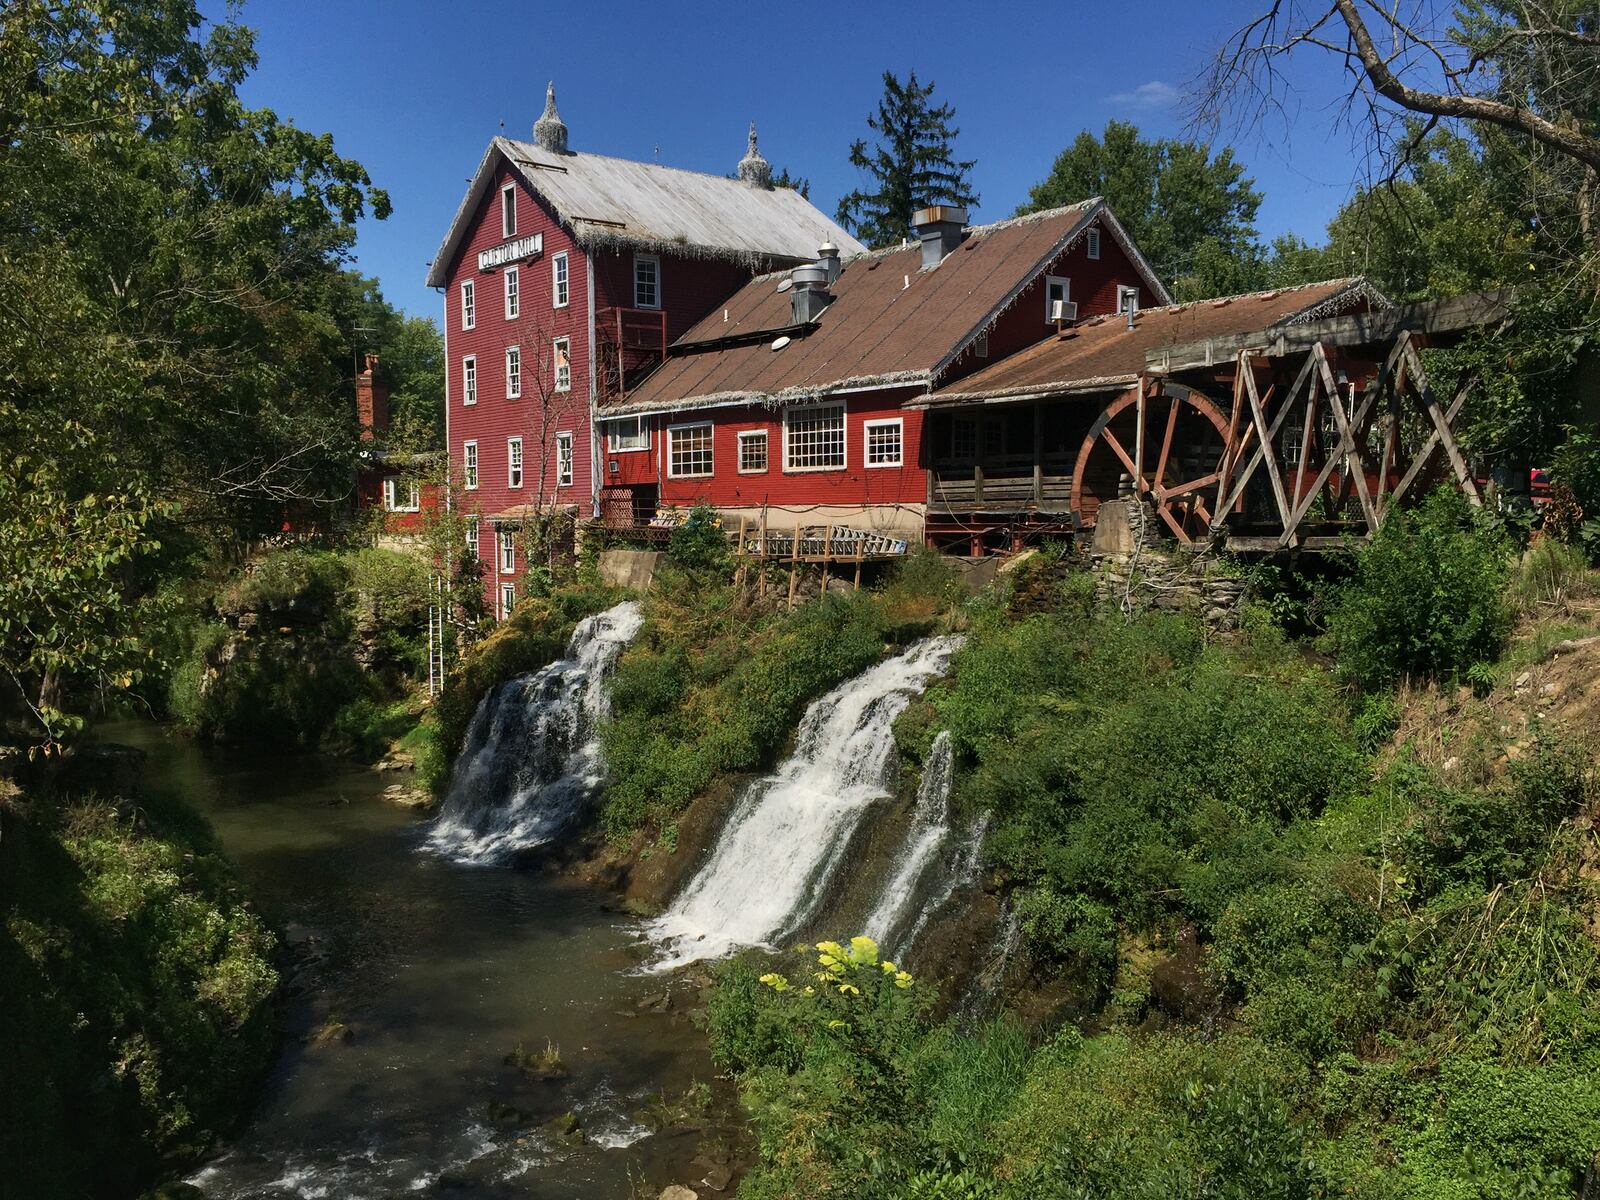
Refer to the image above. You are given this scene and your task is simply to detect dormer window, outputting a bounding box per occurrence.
[500,183,516,238]
[1045,276,1071,322]
[1086,228,1101,260]
[1118,285,1140,315]
[634,255,660,309]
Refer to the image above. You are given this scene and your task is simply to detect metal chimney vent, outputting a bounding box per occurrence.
[912,205,968,269]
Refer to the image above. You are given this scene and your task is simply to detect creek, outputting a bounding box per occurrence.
[112,720,719,1200]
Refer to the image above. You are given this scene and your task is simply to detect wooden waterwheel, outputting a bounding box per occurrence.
[1070,383,1235,542]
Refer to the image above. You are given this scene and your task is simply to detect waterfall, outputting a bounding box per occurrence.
[425,601,643,864]
[645,635,962,970]
[861,731,956,953]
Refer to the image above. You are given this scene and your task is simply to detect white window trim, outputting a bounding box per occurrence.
[500,183,516,238]
[461,280,475,331]
[499,528,516,573]
[737,429,769,474]
[782,401,848,474]
[666,421,714,479]
[505,345,521,399]
[634,253,661,309]
[462,356,477,406]
[863,417,904,469]
[553,336,571,392]
[1044,275,1071,322]
[552,251,570,309]
[606,417,650,453]
[381,477,421,512]
[499,582,516,620]
[507,436,524,488]
[465,514,479,552]
[462,440,479,490]
[555,430,574,488]
[1086,228,1101,260]
[504,265,519,320]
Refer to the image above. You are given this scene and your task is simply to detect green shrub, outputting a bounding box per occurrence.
[1325,487,1513,686]
[221,547,349,615]
[667,502,732,571]
[1,787,277,1197]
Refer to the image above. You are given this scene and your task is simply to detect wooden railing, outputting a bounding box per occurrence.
[929,456,1074,513]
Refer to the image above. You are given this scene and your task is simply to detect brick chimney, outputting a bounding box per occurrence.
[356,352,389,441]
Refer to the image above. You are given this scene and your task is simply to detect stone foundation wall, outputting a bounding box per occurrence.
[1091,500,1247,630]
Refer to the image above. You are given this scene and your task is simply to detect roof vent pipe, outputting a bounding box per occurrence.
[818,242,841,285]
[789,261,832,323]
[912,204,968,269]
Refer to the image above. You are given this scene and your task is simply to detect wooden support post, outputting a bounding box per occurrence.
[820,526,833,594]
[1214,350,1313,530]
[1388,377,1476,511]
[1134,384,1147,486]
[1314,344,1379,530]
[787,520,800,609]
[1032,401,1044,504]
[1401,338,1482,506]
[973,458,984,507]
[735,515,748,593]
[757,508,768,598]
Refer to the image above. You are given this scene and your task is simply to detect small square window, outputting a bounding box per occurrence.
[668,423,714,478]
[553,337,571,392]
[381,477,420,511]
[552,252,569,309]
[634,255,660,309]
[501,184,516,238]
[506,346,521,398]
[864,419,903,468]
[738,429,768,474]
[462,440,479,490]
[462,356,477,406]
[504,266,519,319]
[1086,227,1101,260]
[461,280,475,330]
[556,431,574,487]
[508,436,523,488]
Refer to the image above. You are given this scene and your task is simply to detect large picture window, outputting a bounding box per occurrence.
[784,403,846,471]
[606,417,649,452]
[864,418,903,468]
[667,423,714,478]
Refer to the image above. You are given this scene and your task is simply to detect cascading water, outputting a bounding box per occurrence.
[861,730,956,953]
[425,601,643,864]
[645,635,962,969]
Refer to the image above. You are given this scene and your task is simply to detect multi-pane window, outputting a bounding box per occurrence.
[864,419,904,468]
[506,346,521,398]
[462,440,479,490]
[381,477,420,511]
[606,417,649,452]
[507,436,523,488]
[552,252,569,308]
[738,429,768,474]
[465,514,479,554]
[499,582,516,620]
[499,529,516,573]
[784,403,846,471]
[1086,227,1101,260]
[500,183,516,237]
[1045,276,1071,322]
[556,432,574,487]
[668,423,714,478]
[553,337,571,392]
[461,280,475,330]
[462,356,477,406]
[504,266,519,319]
[634,254,659,308]
[951,417,976,461]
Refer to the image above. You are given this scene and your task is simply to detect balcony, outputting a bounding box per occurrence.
[595,307,667,402]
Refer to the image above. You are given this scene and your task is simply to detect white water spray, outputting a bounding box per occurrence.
[645,636,962,969]
[861,731,956,953]
[425,601,642,864]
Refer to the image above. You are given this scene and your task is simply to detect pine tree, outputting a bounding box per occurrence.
[836,71,978,248]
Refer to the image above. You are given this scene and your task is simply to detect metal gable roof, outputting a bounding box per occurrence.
[426,137,864,287]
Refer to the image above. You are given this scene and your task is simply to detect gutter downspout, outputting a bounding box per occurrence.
[587,254,599,519]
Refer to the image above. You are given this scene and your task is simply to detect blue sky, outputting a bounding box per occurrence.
[235,0,1366,320]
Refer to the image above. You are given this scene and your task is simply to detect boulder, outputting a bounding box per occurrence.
[659,1188,699,1200]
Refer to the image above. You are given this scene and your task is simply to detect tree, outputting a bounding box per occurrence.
[0,0,388,743]
[1018,121,1264,299]
[836,71,978,248]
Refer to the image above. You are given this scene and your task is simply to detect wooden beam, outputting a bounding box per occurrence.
[1244,363,1295,537]
[1387,377,1476,510]
[1212,350,1315,530]
[1149,289,1513,375]
[1401,339,1482,507]
[1315,344,1380,530]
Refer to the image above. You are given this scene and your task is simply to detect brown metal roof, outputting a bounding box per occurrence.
[923,278,1387,407]
[606,202,1126,414]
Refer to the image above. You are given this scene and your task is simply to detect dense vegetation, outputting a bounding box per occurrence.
[1,784,278,1198]
[705,514,1600,1199]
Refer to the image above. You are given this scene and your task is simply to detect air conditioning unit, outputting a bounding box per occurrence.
[1050,299,1078,324]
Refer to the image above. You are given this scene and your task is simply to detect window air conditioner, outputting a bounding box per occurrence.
[1050,299,1078,324]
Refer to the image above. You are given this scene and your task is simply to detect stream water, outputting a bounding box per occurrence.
[109,721,717,1200]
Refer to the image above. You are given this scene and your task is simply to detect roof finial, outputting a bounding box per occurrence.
[738,120,771,188]
[534,81,569,154]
